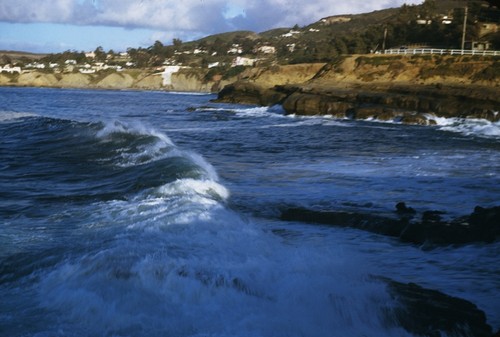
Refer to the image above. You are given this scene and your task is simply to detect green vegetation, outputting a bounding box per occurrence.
[2,0,498,71]
[221,65,247,80]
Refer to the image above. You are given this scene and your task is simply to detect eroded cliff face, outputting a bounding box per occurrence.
[0,70,164,90]
[311,55,499,87]
[0,63,326,93]
[215,55,500,123]
[2,55,499,124]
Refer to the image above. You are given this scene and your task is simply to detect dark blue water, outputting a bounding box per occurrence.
[1,87,499,336]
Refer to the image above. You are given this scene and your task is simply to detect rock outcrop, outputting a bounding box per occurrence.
[3,55,499,124]
[385,279,493,337]
[215,55,500,123]
[280,204,500,246]
[215,81,288,106]
[278,84,500,123]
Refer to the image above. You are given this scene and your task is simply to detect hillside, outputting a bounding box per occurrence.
[216,54,500,124]
[1,50,47,63]
[166,0,499,67]
[2,0,498,73]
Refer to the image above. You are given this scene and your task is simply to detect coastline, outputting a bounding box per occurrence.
[215,54,500,124]
[2,54,499,124]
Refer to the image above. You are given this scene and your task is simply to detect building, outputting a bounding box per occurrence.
[256,46,276,54]
[320,16,352,25]
[0,65,21,74]
[232,57,256,67]
[465,41,492,51]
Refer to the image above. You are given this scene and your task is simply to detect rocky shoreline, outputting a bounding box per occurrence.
[216,80,500,124]
[2,55,499,125]
[215,55,500,124]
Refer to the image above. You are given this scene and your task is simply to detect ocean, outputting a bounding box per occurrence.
[1,87,499,336]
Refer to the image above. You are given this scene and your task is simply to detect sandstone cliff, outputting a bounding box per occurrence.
[215,55,500,123]
[0,69,213,92]
[0,63,325,93]
[2,55,499,124]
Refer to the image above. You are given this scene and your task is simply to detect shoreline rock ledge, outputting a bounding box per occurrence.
[215,81,500,124]
[215,55,500,124]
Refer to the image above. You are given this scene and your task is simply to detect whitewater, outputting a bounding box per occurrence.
[0,87,499,337]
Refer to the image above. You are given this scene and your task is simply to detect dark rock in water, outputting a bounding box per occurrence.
[384,279,493,337]
[396,202,416,215]
[467,206,500,243]
[280,204,500,246]
[422,210,445,222]
[280,207,407,237]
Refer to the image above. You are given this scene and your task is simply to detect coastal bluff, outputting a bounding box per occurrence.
[0,63,324,93]
[215,54,500,124]
[2,54,499,124]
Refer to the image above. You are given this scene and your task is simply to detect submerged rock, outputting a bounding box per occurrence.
[384,279,493,337]
[280,204,500,246]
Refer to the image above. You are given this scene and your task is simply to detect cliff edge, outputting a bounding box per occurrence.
[215,54,500,124]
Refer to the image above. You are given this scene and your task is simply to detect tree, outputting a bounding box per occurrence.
[151,40,165,56]
[94,46,106,61]
[334,38,349,55]
[1,55,12,65]
[173,38,183,47]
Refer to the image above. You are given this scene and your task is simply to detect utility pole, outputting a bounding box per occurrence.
[461,6,468,50]
[382,27,388,51]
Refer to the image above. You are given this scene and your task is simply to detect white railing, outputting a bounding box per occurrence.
[384,48,500,56]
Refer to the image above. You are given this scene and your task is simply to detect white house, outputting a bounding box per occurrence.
[281,30,301,38]
[256,46,276,54]
[232,57,256,67]
[26,62,46,69]
[0,65,21,74]
[227,44,243,54]
[79,69,96,74]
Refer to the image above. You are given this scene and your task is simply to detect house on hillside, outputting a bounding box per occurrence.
[465,40,492,51]
[0,65,21,74]
[256,46,276,54]
[232,57,256,67]
[227,44,243,55]
[320,16,351,25]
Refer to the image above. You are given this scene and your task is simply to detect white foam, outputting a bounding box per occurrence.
[158,178,230,201]
[93,121,221,174]
[234,106,286,118]
[37,213,412,337]
[433,117,500,138]
[96,120,173,145]
[167,91,213,96]
[0,111,37,123]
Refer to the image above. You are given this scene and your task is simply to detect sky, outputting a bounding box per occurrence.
[0,0,424,54]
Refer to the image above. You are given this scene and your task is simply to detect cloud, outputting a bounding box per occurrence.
[0,0,424,34]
